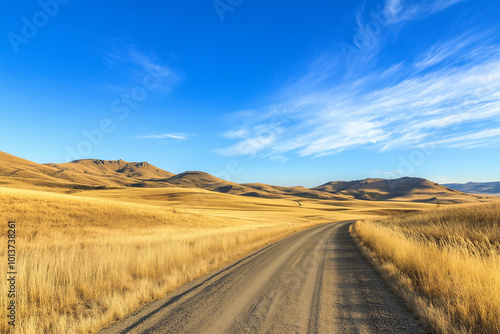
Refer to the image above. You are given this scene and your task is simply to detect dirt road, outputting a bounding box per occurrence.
[100,221,426,333]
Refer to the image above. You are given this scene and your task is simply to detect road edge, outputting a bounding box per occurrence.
[349,222,437,334]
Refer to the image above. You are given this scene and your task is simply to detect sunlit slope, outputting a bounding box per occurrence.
[69,185,437,224]
[163,172,352,199]
[161,171,282,198]
[0,151,177,189]
[0,151,110,188]
[243,182,352,200]
[1,151,495,204]
[47,159,174,186]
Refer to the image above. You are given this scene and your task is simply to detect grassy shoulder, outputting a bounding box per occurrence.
[0,187,321,334]
[351,203,500,333]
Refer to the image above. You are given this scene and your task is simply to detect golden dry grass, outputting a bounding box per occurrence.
[352,203,500,333]
[0,186,320,333]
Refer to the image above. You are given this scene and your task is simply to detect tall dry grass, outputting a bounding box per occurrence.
[0,187,317,333]
[352,203,500,333]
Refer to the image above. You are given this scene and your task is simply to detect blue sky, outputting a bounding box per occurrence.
[1,0,499,187]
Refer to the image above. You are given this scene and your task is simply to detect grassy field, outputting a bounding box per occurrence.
[352,203,500,333]
[0,186,324,333]
[0,180,437,333]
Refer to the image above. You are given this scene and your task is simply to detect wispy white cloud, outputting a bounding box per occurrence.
[430,0,467,13]
[414,31,498,70]
[137,133,190,140]
[101,38,181,94]
[383,0,419,24]
[433,128,500,148]
[217,37,500,158]
[383,0,467,25]
[265,154,289,163]
[341,0,467,71]
[216,123,283,156]
[222,128,249,139]
[415,36,470,69]
[385,0,403,18]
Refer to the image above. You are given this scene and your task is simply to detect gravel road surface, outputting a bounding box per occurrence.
[100,221,426,334]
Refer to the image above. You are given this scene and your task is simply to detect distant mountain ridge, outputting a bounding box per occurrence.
[443,181,500,194]
[0,151,489,204]
[47,159,174,186]
[242,183,351,200]
[0,152,174,188]
[313,177,463,201]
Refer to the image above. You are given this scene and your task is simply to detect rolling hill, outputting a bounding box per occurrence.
[161,171,280,198]
[0,151,112,188]
[0,151,491,203]
[47,159,174,187]
[242,183,352,200]
[0,151,174,189]
[312,177,480,203]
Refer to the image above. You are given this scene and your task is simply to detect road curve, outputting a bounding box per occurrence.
[100,221,427,334]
